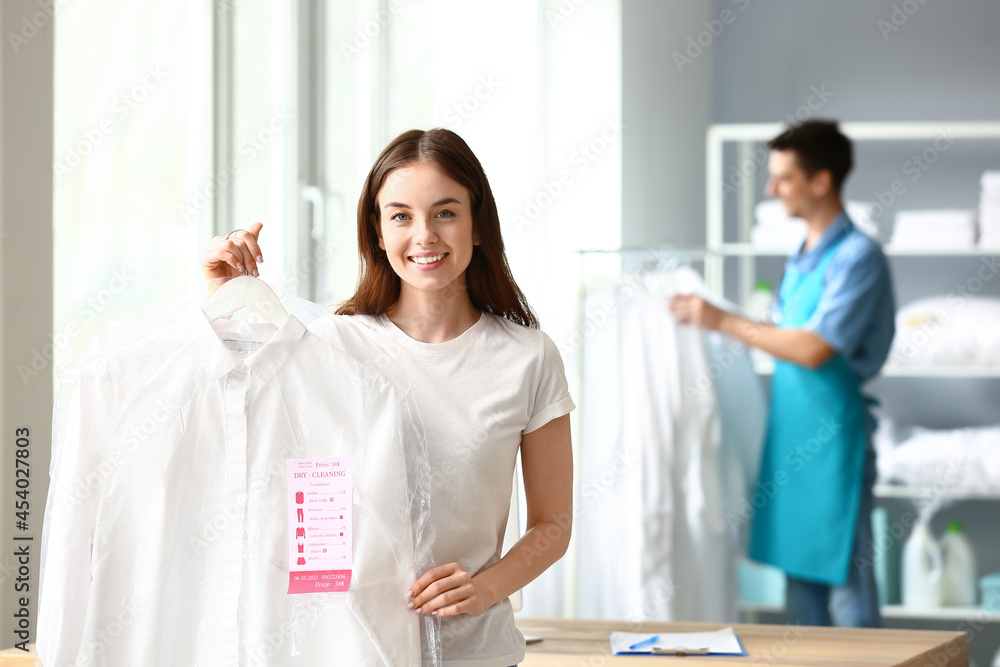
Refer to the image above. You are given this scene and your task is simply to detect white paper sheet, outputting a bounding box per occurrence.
[611,627,745,655]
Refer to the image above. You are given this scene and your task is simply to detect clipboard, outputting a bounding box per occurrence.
[610,627,748,656]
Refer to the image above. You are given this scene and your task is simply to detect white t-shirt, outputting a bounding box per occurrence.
[330,311,575,667]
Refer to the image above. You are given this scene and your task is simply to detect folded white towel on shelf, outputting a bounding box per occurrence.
[875,422,1000,494]
[846,201,880,239]
[755,198,783,216]
[751,200,806,250]
[750,219,805,250]
[889,209,977,249]
[978,172,1000,248]
[754,198,793,224]
[979,233,1000,249]
[979,208,1000,221]
[887,296,1000,368]
[980,170,1000,193]
[750,199,880,249]
[980,206,1000,226]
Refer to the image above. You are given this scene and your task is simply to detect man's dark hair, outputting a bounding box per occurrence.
[767,120,853,193]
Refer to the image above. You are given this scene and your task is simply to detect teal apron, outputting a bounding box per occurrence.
[748,234,869,586]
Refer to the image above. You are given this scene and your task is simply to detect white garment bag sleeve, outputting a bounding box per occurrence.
[37,367,106,664]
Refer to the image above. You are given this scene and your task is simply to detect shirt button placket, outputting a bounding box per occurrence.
[221,366,250,665]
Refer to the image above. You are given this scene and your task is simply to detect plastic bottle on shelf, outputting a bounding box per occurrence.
[902,520,943,608]
[744,280,775,322]
[940,520,978,606]
[872,507,902,605]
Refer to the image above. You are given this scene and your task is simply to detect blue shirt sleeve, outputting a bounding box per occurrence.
[803,235,895,367]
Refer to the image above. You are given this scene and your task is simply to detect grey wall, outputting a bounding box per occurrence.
[621,0,714,249]
[0,0,54,648]
[713,0,1000,125]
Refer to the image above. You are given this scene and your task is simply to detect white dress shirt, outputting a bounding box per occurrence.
[38,308,428,666]
[577,270,742,622]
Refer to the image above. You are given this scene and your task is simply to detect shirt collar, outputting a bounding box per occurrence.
[189,307,307,383]
[788,211,853,273]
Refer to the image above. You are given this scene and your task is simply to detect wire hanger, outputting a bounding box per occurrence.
[202,275,289,327]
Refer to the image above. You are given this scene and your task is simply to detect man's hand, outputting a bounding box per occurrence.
[669,294,727,331]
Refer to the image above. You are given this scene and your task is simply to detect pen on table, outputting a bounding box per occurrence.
[629,634,660,650]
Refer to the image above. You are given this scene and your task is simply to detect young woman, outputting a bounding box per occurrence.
[203,129,574,666]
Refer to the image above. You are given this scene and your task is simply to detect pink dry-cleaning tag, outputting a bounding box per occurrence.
[286,457,353,594]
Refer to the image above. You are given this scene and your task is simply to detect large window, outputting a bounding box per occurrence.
[54,0,212,363]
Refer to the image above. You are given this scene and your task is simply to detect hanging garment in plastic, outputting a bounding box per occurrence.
[706,329,766,618]
[576,268,763,622]
[38,280,438,666]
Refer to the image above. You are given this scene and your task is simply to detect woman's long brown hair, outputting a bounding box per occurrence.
[336,128,539,328]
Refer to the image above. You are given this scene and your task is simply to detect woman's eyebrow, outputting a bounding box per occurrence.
[383,197,462,209]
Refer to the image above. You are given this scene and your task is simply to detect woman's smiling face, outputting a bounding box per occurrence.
[377,161,478,299]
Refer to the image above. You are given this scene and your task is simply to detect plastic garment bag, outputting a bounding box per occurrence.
[576,267,764,622]
[576,270,722,622]
[705,330,766,621]
[38,278,441,666]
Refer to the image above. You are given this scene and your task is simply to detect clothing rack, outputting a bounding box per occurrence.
[575,247,714,292]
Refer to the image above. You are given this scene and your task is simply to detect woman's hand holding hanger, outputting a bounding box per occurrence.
[202,222,265,279]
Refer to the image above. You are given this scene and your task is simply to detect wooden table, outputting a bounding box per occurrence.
[3,623,971,666]
[0,645,33,666]
[516,617,969,666]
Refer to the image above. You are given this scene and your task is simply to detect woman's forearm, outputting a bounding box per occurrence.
[472,513,571,609]
[472,414,573,611]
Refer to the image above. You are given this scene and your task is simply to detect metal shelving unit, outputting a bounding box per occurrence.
[715,243,1000,257]
[707,120,1000,382]
[709,122,1000,634]
[752,354,1000,378]
[873,484,1000,501]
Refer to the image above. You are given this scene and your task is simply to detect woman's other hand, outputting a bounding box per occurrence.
[407,562,491,618]
[202,222,265,280]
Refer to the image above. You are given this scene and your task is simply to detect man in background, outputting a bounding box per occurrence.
[670,120,895,627]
